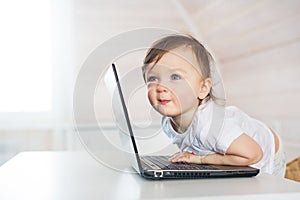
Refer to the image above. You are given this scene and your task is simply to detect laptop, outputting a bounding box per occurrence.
[104,63,259,180]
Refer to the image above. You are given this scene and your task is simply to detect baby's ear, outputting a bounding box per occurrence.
[198,78,212,100]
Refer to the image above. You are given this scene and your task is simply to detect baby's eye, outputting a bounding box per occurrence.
[170,74,181,80]
[147,76,158,82]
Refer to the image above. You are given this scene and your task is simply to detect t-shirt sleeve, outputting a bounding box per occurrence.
[214,119,244,154]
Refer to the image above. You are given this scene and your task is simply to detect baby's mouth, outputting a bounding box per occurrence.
[158,99,170,105]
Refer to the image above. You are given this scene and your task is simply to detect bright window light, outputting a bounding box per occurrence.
[0,0,52,112]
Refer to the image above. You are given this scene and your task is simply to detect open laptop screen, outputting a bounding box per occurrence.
[104,64,142,173]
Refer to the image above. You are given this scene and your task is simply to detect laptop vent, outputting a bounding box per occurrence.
[173,172,211,178]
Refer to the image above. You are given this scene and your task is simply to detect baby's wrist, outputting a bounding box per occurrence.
[191,152,204,164]
[198,155,203,164]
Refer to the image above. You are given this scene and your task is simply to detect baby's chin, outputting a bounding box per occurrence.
[150,103,180,116]
[155,108,180,118]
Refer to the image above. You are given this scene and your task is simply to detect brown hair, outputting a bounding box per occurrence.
[142,34,218,103]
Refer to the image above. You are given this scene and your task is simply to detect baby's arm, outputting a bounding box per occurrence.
[169,133,263,166]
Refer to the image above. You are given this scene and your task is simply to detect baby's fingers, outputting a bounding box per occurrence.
[169,152,181,161]
[169,152,191,163]
[172,156,190,163]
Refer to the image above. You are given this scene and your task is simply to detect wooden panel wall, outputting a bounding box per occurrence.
[180,0,300,161]
[69,0,299,161]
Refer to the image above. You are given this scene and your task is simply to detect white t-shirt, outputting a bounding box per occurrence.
[162,100,276,174]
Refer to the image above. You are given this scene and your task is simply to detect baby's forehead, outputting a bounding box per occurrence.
[148,47,200,71]
[160,46,196,63]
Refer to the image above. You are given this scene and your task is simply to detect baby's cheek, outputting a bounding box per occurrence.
[174,86,198,105]
[147,90,156,105]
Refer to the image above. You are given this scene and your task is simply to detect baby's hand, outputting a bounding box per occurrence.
[169,151,202,164]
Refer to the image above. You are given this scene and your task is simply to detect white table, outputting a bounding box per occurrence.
[0,151,299,200]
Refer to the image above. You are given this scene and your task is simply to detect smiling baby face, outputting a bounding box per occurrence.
[145,47,210,119]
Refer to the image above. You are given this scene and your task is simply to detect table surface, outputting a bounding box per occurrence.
[0,151,299,200]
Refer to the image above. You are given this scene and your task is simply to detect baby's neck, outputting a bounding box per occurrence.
[171,108,198,134]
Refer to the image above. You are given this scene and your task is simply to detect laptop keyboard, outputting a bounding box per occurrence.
[142,156,213,170]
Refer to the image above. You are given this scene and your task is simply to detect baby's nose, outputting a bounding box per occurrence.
[156,83,168,92]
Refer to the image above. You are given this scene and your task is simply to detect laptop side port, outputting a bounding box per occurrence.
[154,171,163,178]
